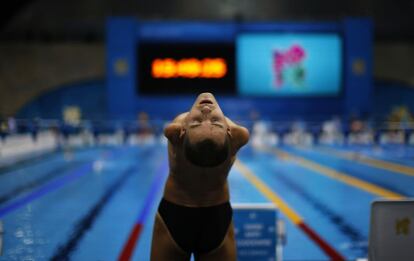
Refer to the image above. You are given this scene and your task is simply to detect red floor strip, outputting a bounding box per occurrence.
[298,222,345,261]
[118,223,143,261]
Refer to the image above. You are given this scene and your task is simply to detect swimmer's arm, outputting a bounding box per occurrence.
[225,117,250,153]
[164,112,188,144]
[172,112,189,124]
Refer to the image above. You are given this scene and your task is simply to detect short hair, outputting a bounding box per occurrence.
[184,135,229,167]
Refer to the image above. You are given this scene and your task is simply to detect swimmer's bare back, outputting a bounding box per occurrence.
[163,93,249,207]
[150,93,249,261]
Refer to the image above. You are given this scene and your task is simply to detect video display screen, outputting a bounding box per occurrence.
[237,33,343,96]
[137,42,236,95]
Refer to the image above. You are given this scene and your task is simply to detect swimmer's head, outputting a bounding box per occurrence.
[183,93,230,167]
[183,134,229,167]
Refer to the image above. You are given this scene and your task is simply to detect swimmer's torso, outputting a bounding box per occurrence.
[161,93,249,208]
[163,140,235,207]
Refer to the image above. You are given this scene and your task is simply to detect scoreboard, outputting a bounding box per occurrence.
[137,33,343,97]
[137,42,235,95]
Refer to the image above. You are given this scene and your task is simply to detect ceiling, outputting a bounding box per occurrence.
[1,0,414,42]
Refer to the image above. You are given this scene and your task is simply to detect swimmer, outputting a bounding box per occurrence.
[150,93,249,261]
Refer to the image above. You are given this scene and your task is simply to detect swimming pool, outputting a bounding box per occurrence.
[0,143,413,260]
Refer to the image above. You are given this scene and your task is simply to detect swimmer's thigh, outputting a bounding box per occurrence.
[150,212,191,261]
[196,221,237,261]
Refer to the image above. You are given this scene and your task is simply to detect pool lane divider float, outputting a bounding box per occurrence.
[118,159,169,261]
[0,150,56,177]
[269,147,405,199]
[50,164,141,260]
[317,146,414,177]
[0,162,84,205]
[235,160,346,261]
[272,170,367,256]
[0,148,124,218]
[0,162,93,218]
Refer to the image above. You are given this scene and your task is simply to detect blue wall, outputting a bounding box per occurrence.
[17,80,107,120]
[373,81,414,119]
[343,18,374,115]
[106,18,373,121]
[16,79,414,122]
[16,18,375,122]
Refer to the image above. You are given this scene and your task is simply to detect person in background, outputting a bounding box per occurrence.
[0,119,8,141]
[320,116,344,145]
[348,115,373,145]
[7,117,16,134]
[250,110,278,148]
[136,111,155,143]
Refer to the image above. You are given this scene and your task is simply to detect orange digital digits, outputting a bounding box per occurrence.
[151,58,227,79]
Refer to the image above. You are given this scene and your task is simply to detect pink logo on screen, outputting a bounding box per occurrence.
[273,44,306,88]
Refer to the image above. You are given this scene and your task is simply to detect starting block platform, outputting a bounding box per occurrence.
[233,203,284,261]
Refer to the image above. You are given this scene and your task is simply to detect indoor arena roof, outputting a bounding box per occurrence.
[0,0,414,42]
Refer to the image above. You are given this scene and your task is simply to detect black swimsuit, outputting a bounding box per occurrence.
[158,198,233,255]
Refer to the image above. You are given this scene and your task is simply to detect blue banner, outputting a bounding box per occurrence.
[237,33,342,96]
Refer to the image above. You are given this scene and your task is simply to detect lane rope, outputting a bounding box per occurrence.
[235,160,346,261]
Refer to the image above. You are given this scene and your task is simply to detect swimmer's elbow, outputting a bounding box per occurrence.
[164,123,182,144]
[241,127,250,147]
[230,126,250,152]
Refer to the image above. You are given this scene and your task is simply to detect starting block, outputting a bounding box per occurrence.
[369,200,414,261]
[233,203,285,261]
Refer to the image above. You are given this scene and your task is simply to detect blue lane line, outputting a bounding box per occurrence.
[0,147,130,218]
[0,162,92,218]
[50,164,140,260]
[118,156,169,261]
[137,159,169,224]
[0,150,57,176]
[69,147,159,261]
[0,162,84,205]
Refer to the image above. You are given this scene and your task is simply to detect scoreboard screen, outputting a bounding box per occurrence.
[237,33,343,96]
[137,42,236,95]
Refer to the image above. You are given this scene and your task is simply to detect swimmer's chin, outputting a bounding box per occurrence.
[195,93,218,106]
